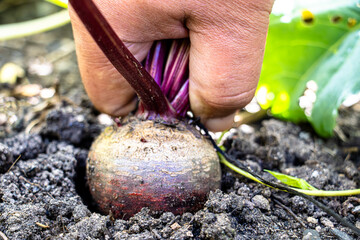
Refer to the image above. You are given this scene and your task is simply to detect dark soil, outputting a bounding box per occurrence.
[1,3,360,239]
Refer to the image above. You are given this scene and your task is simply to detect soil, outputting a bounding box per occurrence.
[1,3,360,240]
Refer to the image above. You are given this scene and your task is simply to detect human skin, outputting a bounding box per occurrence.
[68,0,274,131]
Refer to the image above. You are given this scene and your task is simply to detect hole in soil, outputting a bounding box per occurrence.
[254,135,280,146]
[221,166,237,192]
[74,151,99,214]
[254,135,266,146]
[293,156,306,166]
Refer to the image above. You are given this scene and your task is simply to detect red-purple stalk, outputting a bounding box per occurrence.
[69,0,190,121]
[139,39,190,119]
[162,40,190,102]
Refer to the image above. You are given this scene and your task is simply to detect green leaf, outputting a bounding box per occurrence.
[308,30,360,136]
[264,170,318,190]
[257,0,360,136]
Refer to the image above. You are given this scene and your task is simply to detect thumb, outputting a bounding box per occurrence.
[186,0,273,131]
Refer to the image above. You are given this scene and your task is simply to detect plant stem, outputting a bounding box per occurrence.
[162,39,190,101]
[46,0,68,9]
[197,122,360,236]
[145,40,168,87]
[0,10,70,41]
[69,0,175,117]
[221,155,360,196]
[171,79,189,117]
[138,39,190,119]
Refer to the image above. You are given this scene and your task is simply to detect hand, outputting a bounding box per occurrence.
[68,0,274,131]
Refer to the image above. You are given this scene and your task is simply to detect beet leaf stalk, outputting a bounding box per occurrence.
[139,39,190,120]
[69,0,190,122]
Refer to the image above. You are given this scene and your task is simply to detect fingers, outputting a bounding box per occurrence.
[69,0,274,132]
[68,5,137,116]
[185,0,274,131]
[68,1,188,116]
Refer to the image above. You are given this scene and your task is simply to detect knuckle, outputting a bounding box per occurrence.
[199,85,256,110]
[94,99,136,117]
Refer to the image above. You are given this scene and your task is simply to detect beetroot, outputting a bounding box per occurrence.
[88,118,220,219]
[69,0,221,219]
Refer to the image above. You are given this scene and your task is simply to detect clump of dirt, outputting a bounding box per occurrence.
[41,105,101,146]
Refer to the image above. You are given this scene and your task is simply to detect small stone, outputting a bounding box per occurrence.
[180,212,193,224]
[0,62,24,84]
[40,88,55,99]
[251,195,270,211]
[244,200,255,210]
[98,113,113,126]
[0,113,7,125]
[262,189,272,198]
[128,223,140,234]
[169,226,193,240]
[170,222,181,230]
[356,221,360,229]
[320,217,334,228]
[310,170,319,178]
[351,205,360,215]
[14,84,42,97]
[315,226,322,232]
[302,229,321,240]
[306,217,318,224]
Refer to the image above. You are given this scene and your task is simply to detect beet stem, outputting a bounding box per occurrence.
[145,41,168,86]
[162,40,190,101]
[140,39,190,118]
[69,0,175,117]
[171,79,189,117]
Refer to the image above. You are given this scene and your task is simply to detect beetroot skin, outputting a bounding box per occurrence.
[87,118,221,219]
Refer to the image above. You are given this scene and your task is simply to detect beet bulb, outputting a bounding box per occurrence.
[88,118,220,219]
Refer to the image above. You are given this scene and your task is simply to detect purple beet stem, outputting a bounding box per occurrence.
[171,79,189,116]
[69,0,175,117]
[142,39,190,118]
[162,40,190,102]
[145,41,167,87]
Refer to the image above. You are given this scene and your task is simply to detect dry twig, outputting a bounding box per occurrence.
[6,155,21,173]
[0,231,8,240]
[273,198,307,228]
[35,222,50,229]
